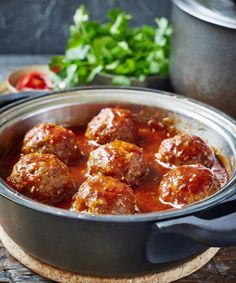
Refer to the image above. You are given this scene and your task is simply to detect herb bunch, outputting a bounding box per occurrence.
[49,6,172,89]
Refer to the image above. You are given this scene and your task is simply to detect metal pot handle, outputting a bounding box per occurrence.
[0,91,47,109]
[156,212,236,245]
[147,194,236,264]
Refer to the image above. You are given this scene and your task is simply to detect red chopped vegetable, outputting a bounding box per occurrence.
[16,72,52,91]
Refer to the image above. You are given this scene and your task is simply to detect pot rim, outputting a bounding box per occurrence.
[173,0,236,30]
[0,86,236,223]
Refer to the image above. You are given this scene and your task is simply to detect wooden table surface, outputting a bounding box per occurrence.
[0,55,236,283]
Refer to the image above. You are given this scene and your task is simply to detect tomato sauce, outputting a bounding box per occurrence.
[56,121,228,213]
[3,110,229,214]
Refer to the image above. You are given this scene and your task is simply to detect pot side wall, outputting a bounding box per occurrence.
[0,195,188,277]
[170,5,236,118]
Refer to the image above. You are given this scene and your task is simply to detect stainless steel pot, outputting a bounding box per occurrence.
[170,0,236,118]
[0,87,236,277]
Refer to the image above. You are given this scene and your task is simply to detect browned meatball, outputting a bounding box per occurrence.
[157,134,214,167]
[7,153,75,204]
[72,175,136,214]
[159,164,221,207]
[87,140,146,185]
[22,123,81,165]
[85,108,136,144]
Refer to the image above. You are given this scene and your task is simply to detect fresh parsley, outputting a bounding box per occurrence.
[49,5,172,89]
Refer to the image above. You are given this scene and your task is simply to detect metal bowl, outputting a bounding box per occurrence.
[0,87,235,277]
[93,73,170,90]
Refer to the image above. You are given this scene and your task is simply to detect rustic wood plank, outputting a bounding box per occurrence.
[0,245,52,282]
[212,247,236,283]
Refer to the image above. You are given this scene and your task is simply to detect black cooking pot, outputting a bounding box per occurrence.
[170,0,236,118]
[0,87,236,277]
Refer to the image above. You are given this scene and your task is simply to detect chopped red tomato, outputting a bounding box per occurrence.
[51,66,61,74]
[16,72,52,91]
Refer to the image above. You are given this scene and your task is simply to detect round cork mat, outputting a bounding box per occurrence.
[0,225,219,283]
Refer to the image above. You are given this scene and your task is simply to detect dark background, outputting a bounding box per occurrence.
[0,0,172,54]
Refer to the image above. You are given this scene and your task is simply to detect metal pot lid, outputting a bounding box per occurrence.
[173,0,236,29]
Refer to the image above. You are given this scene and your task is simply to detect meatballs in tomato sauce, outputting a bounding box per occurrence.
[72,175,136,214]
[22,123,80,165]
[159,164,221,207]
[85,108,136,144]
[87,140,146,185]
[7,153,75,204]
[157,134,214,167]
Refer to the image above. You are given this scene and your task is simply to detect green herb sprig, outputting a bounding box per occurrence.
[49,5,172,89]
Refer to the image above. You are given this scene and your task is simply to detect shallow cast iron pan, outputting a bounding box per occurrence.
[0,87,236,277]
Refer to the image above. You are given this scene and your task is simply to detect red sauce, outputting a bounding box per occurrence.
[3,110,229,214]
[55,121,228,213]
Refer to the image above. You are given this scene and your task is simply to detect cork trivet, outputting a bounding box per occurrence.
[0,225,219,283]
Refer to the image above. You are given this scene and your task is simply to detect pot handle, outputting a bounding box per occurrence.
[155,212,236,246]
[147,194,236,264]
[0,91,47,109]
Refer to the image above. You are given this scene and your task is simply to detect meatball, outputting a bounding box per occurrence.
[157,133,214,167]
[72,175,136,215]
[85,108,136,144]
[7,153,75,204]
[159,164,221,207]
[87,140,146,185]
[22,123,80,165]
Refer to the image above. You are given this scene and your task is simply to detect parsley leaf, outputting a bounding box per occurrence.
[49,5,171,89]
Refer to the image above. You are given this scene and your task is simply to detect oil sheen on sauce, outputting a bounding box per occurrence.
[55,121,228,213]
[3,111,229,213]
